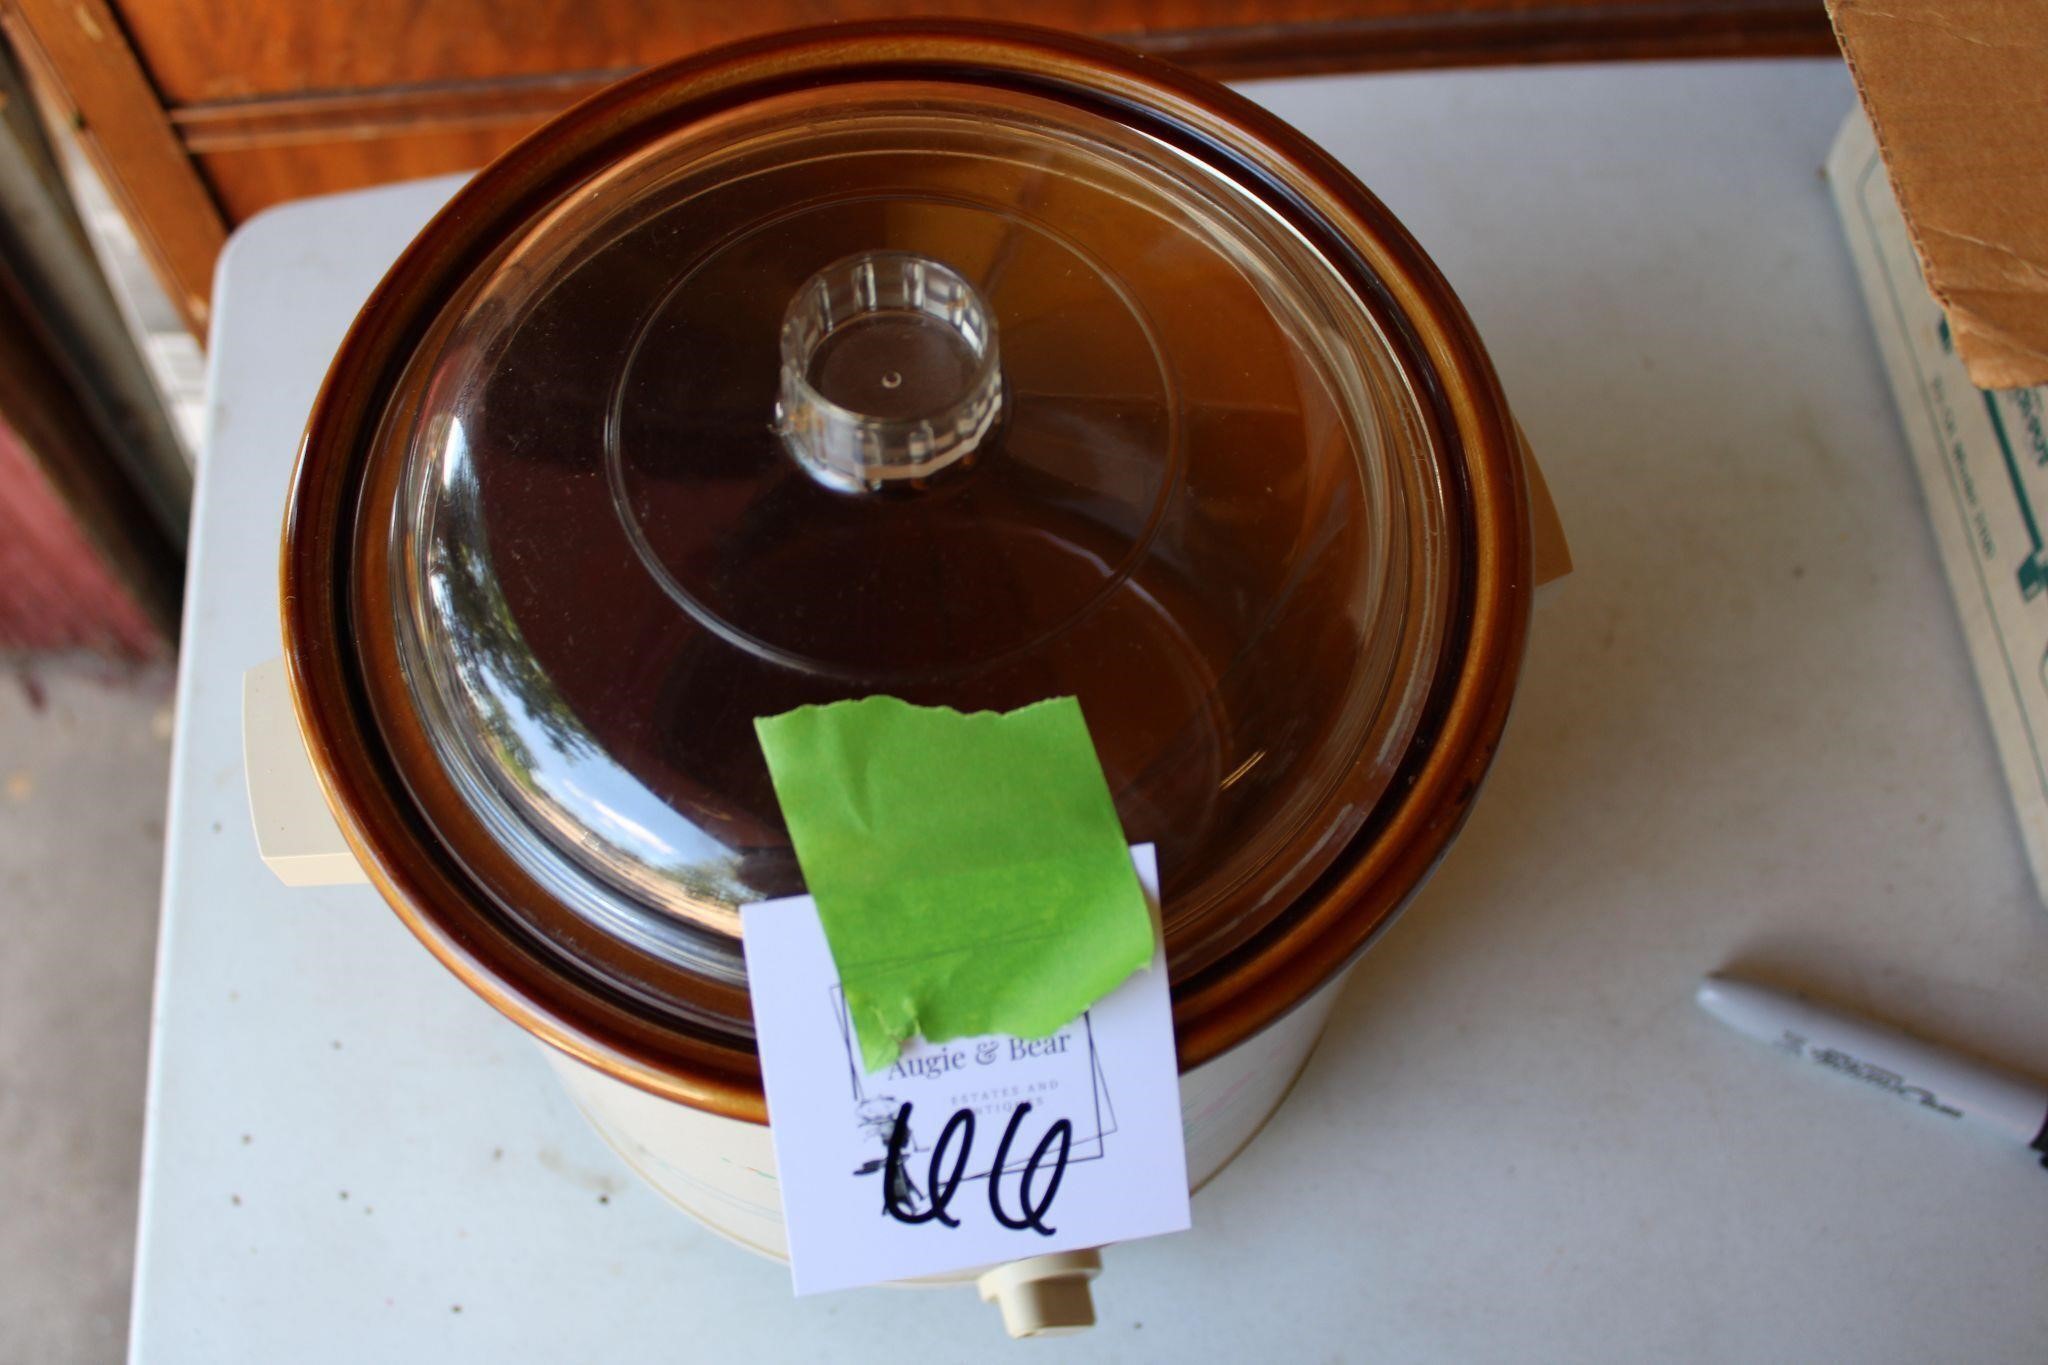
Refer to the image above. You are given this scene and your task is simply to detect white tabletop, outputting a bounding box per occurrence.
[133,59,2048,1363]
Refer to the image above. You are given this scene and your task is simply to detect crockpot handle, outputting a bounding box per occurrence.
[242,657,369,887]
[1516,422,1573,589]
[976,1249,1102,1338]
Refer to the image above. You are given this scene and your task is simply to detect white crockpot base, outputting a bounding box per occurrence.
[547,970,1350,1270]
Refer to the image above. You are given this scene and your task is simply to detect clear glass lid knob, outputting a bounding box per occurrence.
[775,251,1003,491]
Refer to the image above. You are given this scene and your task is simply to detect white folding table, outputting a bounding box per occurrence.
[132,59,2048,1362]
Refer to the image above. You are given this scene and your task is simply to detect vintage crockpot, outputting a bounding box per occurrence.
[244,19,1566,1335]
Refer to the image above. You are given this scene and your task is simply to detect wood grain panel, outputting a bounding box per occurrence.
[1,0,225,336]
[14,0,1838,342]
[172,73,610,153]
[123,0,1831,104]
[197,127,526,222]
[180,1,1835,222]
[170,0,1834,155]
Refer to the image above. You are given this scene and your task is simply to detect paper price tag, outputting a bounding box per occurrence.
[741,845,1190,1295]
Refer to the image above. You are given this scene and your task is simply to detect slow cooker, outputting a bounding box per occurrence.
[242,20,1568,1337]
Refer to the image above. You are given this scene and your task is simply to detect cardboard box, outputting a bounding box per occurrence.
[1830,0,2048,390]
[1829,105,2048,908]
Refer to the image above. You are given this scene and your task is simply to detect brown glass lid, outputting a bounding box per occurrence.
[287,23,1531,1110]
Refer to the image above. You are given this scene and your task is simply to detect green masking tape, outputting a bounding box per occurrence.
[753,696,1155,1072]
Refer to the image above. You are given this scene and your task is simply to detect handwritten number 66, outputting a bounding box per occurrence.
[882,1101,1073,1235]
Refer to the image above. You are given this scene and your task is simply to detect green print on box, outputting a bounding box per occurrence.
[1941,317,2048,601]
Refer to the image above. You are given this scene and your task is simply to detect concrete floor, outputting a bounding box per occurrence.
[1,655,174,1363]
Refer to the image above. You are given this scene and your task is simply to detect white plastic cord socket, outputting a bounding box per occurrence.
[975,1250,1103,1338]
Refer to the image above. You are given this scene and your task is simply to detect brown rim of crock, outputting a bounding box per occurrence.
[281,19,1533,1126]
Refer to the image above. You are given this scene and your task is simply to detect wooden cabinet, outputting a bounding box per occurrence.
[1,0,1834,341]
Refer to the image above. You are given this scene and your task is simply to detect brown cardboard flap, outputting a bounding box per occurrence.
[1830,0,2048,390]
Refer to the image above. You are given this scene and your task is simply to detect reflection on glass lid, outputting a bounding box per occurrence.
[388,82,1452,994]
